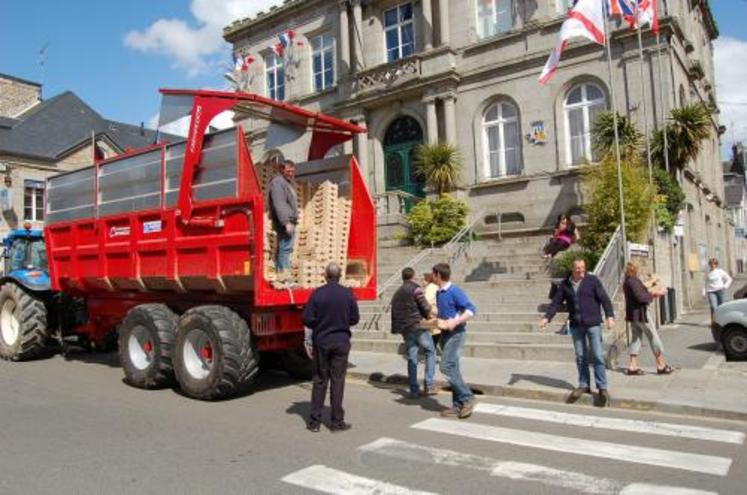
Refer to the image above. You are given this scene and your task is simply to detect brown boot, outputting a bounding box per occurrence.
[440,406,460,417]
[598,389,610,407]
[567,386,591,403]
[458,400,476,419]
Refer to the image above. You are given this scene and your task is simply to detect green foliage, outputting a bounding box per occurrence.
[581,153,656,253]
[551,249,601,277]
[652,166,685,231]
[651,103,711,169]
[406,194,468,246]
[592,111,642,159]
[414,143,463,194]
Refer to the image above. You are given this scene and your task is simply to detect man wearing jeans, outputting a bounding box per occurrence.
[390,267,436,398]
[540,258,615,406]
[268,159,298,278]
[432,263,477,419]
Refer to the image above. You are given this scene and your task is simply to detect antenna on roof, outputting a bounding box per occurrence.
[38,41,50,98]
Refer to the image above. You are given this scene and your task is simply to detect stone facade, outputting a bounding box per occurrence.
[0,74,41,118]
[224,0,725,311]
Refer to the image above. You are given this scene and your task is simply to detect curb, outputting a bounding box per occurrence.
[347,369,747,422]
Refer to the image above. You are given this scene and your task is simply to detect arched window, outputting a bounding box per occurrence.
[265,53,285,101]
[483,101,522,177]
[564,82,606,165]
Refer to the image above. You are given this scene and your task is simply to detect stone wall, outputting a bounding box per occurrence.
[0,76,41,118]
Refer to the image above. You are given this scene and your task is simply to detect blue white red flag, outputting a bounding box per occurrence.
[606,0,637,28]
[539,0,606,84]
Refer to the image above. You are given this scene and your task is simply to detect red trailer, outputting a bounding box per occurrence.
[40,89,376,399]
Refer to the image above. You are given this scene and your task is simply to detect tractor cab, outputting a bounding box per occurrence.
[2,224,50,292]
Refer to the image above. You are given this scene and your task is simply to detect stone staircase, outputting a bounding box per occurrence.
[353,233,579,362]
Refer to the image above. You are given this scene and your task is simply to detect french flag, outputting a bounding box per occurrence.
[607,0,637,28]
[539,0,606,84]
[233,53,254,72]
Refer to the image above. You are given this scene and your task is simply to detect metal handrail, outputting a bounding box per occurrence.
[375,207,487,300]
[592,224,625,301]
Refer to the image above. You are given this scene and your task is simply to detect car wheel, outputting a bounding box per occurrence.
[722,324,747,361]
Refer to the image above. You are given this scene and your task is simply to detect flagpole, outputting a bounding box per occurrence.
[603,7,628,261]
[656,32,670,173]
[637,24,654,183]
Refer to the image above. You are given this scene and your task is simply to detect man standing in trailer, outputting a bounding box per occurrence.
[268,159,298,278]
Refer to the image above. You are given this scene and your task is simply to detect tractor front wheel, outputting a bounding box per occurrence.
[173,306,258,400]
[0,283,48,361]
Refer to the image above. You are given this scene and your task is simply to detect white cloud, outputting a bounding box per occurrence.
[125,0,281,76]
[714,36,747,158]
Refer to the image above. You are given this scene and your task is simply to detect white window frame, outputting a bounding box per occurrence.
[564,82,606,166]
[482,101,522,179]
[265,53,285,101]
[23,179,45,222]
[311,33,336,92]
[476,0,514,39]
[384,2,415,62]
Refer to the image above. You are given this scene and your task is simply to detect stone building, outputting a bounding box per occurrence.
[0,73,169,238]
[223,0,724,309]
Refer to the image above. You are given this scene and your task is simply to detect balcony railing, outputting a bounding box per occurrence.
[351,56,421,94]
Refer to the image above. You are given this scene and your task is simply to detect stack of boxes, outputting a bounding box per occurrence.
[260,172,355,289]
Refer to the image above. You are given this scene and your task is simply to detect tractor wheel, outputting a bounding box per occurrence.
[118,304,178,389]
[173,306,258,400]
[722,324,747,361]
[0,283,48,361]
[281,347,313,380]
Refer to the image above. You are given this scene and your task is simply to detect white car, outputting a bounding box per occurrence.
[712,299,747,361]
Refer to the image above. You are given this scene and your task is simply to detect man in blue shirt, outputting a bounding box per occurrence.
[433,263,477,418]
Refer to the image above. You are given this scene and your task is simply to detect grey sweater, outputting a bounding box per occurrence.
[268,174,298,232]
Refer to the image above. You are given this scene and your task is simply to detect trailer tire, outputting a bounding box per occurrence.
[0,283,48,361]
[118,304,177,389]
[174,306,258,400]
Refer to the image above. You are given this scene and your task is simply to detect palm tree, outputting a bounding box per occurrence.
[414,143,463,195]
[592,111,642,159]
[652,103,711,169]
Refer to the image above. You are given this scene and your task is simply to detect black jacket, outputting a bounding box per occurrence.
[303,281,360,346]
[390,280,432,335]
[623,276,653,322]
[544,274,614,327]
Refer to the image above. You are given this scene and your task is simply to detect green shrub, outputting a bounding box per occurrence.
[551,249,601,277]
[406,194,468,246]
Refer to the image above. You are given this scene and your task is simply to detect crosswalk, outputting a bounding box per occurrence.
[280,401,744,494]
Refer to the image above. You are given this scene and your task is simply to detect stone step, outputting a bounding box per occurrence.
[351,338,575,362]
[352,330,570,345]
[358,311,544,323]
[354,320,563,333]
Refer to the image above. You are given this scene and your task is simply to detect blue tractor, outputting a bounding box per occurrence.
[0,226,50,360]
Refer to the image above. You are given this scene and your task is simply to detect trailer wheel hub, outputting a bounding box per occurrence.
[183,328,214,380]
[128,325,155,371]
[0,299,20,347]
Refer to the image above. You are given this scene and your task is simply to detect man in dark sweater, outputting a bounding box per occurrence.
[540,258,615,406]
[303,262,359,432]
[390,267,436,398]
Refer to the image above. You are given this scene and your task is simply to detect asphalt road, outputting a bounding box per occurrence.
[0,351,745,495]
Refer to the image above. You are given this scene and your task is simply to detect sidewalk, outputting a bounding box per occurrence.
[348,307,747,421]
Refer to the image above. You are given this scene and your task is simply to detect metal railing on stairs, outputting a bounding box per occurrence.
[361,208,487,331]
[591,224,625,301]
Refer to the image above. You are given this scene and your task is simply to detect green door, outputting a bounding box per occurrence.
[384,116,424,213]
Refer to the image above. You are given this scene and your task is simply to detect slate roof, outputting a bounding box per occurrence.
[0,91,179,161]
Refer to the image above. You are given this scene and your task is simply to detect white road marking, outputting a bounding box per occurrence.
[620,483,717,495]
[474,403,745,444]
[281,464,437,495]
[411,418,732,476]
[359,437,620,494]
[359,438,719,495]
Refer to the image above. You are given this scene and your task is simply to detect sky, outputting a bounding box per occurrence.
[1,0,745,157]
